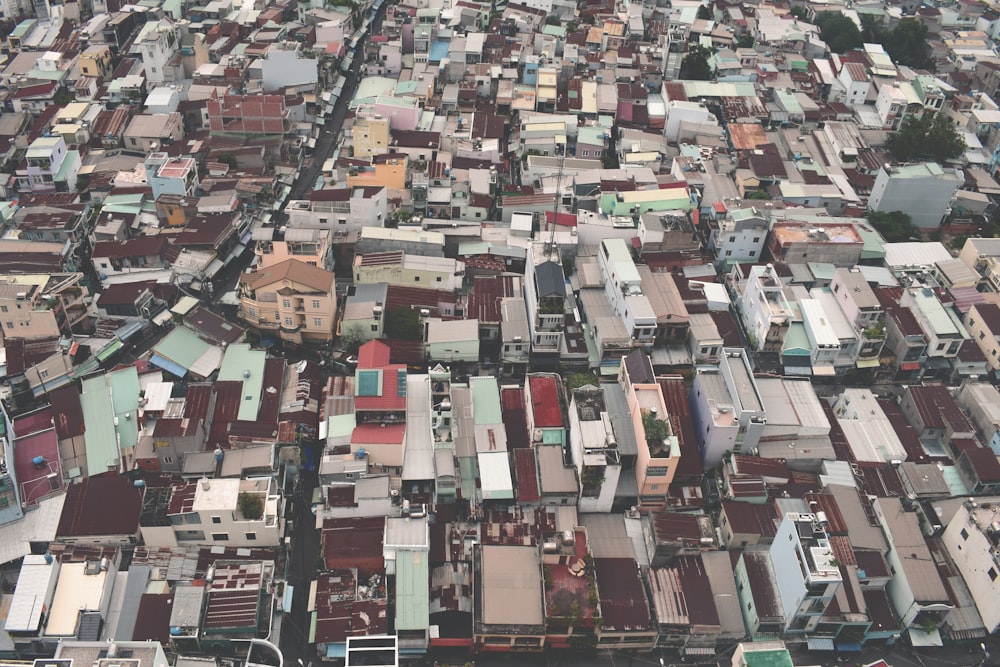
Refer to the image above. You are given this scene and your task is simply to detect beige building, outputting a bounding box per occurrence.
[351,109,390,159]
[965,302,1000,370]
[353,251,465,291]
[255,228,334,271]
[123,113,184,152]
[239,259,337,344]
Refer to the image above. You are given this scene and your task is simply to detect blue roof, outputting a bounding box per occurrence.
[429,40,450,63]
[150,354,187,378]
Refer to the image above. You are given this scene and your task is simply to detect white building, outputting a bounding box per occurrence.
[664,100,719,143]
[869,163,963,230]
[830,388,908,463]
[260,43,320,93]
[598,238,657,345]
[140,477,282,548]
[138,19,182,84]
[768,509,842,633]
[691,348,766,468]
[567,385,622,513]
[709,207,769,265]
[736,264,795,351]
[837,62,871,107]
[941,499,1000,634]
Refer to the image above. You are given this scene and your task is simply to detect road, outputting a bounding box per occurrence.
[276,4,389,666]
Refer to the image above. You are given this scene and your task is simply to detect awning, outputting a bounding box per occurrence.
[115,320,145,340]
[72,358,100,378]
[812,364,837,376]
[836,641,863,652]
[806,637,836,651]
[430,638,473,647]
[900,362,921,371]
[325,643,346,658]
[150,354,188,378]
[599,364,619,376]
[95,339,124,362]
[684,647,716,656]
[283,584,294,613]
[856,358,880,368]
[908,627,943,647]
[152,309,173,326]
[240,228,253,244]
[204,258,225,279]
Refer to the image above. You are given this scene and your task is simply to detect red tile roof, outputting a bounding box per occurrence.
[351,423,405,445]
[514,449,540,502]
[527,375,562,428]
[358,340,391,368]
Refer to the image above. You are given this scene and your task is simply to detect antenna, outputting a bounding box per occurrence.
[546,147,564,260]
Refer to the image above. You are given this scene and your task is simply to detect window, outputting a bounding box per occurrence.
[313,317,323,327]
[961,528,969,540]
[749,251,756,257]
[212,516,222,524]
[282,299,291,308]
[371,324,379,332]
[312,299,321,309]
[211,533,230,541]
[248,308,256,318]
[245,532,257,541]
[40,370,49,378]
[981,332,987,341]
[991,567,998,582]
[752,237,760,243]
[274,312,281,321]
[0,306,6,313]
[285,317,293,326]
[729,236,736,242]
[163,456,173,464]
[414,276,420,281]
[436,276,442,282]
[725,250,732,257]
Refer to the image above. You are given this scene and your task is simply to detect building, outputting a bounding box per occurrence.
[830,268,885,367]
[55,474,143,546]
[139,476,281,547]
[598,238,656,347]
[619,350,681,511]
[522,242,567,360]
[145,153,199,200]
[880,497,953,643]
[869,163,963,230]
[964,302,1000,371]
[567,384,622,512]
[733,264,795,352]
[208,93,288,137]
[238,259,337,344]
[353,252,465,291]
[709,207,770,266]
[17,136,81,194]
[473,545,545,651]
[424,317,480,363]
[767,222,865,268]
[940,498,1000,633]
[690,348,766,468]
[123,113,184,153]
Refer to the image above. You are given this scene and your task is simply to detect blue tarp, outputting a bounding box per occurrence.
[326,643,346,658]
[150,354,188,378]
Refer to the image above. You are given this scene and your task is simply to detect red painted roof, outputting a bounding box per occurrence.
[351,423,406,445]
[358,339,391,368]
[514,449,540,502]
[528,375,562,428]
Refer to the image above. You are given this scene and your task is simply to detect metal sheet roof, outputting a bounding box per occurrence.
[395,550,430,631]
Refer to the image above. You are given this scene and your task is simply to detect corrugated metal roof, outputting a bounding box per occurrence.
[402,374,434,481]
[395,550,430,631]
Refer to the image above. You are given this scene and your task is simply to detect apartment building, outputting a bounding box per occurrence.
[238,259,337,344]
[691,348,766,468]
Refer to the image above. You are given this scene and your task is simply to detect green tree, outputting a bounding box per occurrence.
[238,492,264,520]
[217,152,238,170]
[545,14,560,25]
[788,4,809,20]
[696,4,712,20]
[736,33,754,48]
[565,372,599,393]
[642,411,671,444]
[746,189,771,200]
[885,19,932,69]
[860,14,887,43]
[886,112,965,163]
[384,307,422,340]
[340,324,369,354]
[679,44,714,80]
[814,11,862,53]
[868,210,916,243]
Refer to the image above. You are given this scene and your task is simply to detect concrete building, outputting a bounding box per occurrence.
[523,242,567,360]
[239,259,337,344]
[260,43,319,92]
[354,252,464,291]
[941,498,1000,634]
[964,302,1000,371]
[869,163,963,230]
[139,476,281,547]
[567,384,623,512]
[734,264,795,352]
[18,136,81,194]
[709,207,770,266]
[145,152,199,200]
[598,238,656,346]
[691,348,766,468]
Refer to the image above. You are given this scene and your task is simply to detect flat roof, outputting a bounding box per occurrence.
[218,344,268,421]
[478,452,513,500]
[46,562,112,636]
[470,376,503,425]
[5,555,58,632]
[395,550,429,631]
[402,374,433,481]
[480,546,543,626]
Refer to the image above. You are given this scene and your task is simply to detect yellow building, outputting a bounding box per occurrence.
[239,259,337,345]
[351,110,390,159]
[255,228,333,270]
[79,45,113,79]
[346,153,407,190]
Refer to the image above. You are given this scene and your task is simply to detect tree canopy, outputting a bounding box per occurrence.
[868,210,916,243]
[679,45,714,81]
[696,4,712,20]
[788,5,809,20]
[886,112,965,164]
[384,307,423,340]
[814,11,862,53]
[855,15,933,69]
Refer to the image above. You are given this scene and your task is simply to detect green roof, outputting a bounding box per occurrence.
[218,343,267,421]
[153,326,212,369]
[459,456,478,500]
[326,414,356,439]
[395,550,430,631]
[782,321,811,355]
[806,262,835,281]
[470,377,502,425]
[542,24,566,37]
[110,366,141,450]
[80,365,140,472]
[742,649,794,667]
[81,375,119,474]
